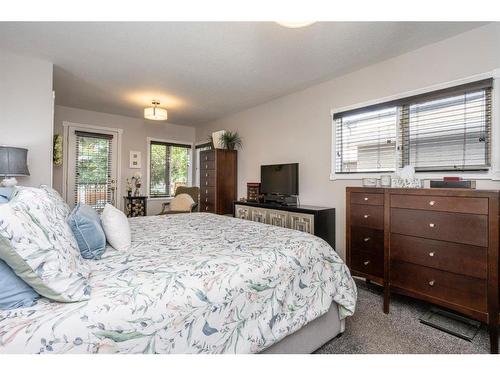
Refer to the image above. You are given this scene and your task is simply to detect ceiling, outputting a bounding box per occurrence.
[0,22,487,126]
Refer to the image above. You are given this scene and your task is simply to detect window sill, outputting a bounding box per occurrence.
[148,196,174,201]
[330,171,500,181]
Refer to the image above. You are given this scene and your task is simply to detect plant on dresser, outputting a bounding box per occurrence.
[346,187,499,354]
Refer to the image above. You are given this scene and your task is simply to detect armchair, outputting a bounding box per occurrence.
[159,186,200,215]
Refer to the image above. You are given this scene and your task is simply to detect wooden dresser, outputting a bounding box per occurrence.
[199,149,237,215]
[346,187,499,353]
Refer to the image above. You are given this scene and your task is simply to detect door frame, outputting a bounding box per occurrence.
[62,121,123,210]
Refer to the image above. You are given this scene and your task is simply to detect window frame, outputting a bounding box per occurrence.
[331,71,500,181]
[146,137,193,200]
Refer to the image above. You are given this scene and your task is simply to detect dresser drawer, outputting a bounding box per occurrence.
[391,194,488,215]
[200,169,216,180]
[391,208,487,247]
[350,251,383,278]
[391,234,487,279]
[200,175,216,187]
[350,226,384,255]
[200,202,215,213]
[200,160,216,170]
[200,151,215,162]
[350,204,384,230]
[350,192,384,206]
[391,261,487,313]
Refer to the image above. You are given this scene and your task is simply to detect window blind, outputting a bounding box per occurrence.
[334,78,493,174]
[400,87,492,171]
[150,141,191,197]
[74,131,113,212]
[335,106,398,173]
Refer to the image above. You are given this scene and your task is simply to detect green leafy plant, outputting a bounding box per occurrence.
[220,131,242,150]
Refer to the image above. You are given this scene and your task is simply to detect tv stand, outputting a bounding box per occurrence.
[263,194,298,206]
[233,201,335,249]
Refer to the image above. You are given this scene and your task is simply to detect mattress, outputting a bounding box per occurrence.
[0,213,357,353]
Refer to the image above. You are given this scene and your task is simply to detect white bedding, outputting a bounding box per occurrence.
[0,213,357,353]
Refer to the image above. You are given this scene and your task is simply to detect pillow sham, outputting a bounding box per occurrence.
[100,204,131,251]
[39,185,71,219]
[0,259,39,310]
[0,188,91,302]
[68,203,107,259]
[0,187,14,203]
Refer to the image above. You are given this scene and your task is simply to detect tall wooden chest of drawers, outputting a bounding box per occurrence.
[199,149,237,215]
[346,187,499,353]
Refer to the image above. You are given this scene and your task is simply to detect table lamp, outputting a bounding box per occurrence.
[0,146,30,186]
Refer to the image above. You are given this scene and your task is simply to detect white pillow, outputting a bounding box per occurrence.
[100,204,131,251]
[170,193,195,212]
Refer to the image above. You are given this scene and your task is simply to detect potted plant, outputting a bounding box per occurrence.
[220,131,242,150]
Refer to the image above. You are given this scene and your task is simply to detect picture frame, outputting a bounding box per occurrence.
[129,151,141,169]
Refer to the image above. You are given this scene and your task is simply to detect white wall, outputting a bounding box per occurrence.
[0,50,54,187]
[197,23,500,259]
[53,105,196,215]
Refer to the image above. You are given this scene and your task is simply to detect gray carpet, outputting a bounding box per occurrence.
[315,279,490,354]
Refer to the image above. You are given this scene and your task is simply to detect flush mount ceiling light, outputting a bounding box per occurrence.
[144,100,168,121]
[276,21,316,28]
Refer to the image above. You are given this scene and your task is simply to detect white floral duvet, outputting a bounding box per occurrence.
[0,213,357,354]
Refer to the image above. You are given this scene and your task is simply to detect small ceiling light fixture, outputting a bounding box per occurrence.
[144,100,168,121]
[276,21,316,28]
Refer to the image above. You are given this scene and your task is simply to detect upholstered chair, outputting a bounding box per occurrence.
[160,186,200,214]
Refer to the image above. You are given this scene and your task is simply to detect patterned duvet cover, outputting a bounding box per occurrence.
[0,213,356,353]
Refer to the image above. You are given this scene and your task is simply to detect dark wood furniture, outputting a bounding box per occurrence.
[246,182,261,202]
[199,149,237,215]
[234,201,335,249]
[346,187,499,353]
[124,195,147,217]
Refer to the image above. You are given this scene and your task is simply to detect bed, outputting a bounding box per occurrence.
[0,213,357,354]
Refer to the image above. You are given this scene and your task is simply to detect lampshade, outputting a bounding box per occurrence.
[144,100,168,121]
[0,146,30,177]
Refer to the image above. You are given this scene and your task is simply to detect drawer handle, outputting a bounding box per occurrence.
[205,164,208,169]
[429,200,435,206]
[363,237,371,242]
[363,260,370,266]
[429,223,435,228]
[429,251,435,257]
[363,214,370,219]
[205,190,208,194]
[205,198,208,202]
[364,197,369,201]
[205,173,208,177]
[205,181,208,186]
[205,156,208,161]
[428,280,435,287]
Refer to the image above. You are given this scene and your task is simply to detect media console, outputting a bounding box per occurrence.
[233,201,335,249]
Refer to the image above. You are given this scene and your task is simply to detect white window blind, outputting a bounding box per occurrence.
[400,88,492,171]
[74,131,113,212]
[334,78,493,174]
[335,106,397,173]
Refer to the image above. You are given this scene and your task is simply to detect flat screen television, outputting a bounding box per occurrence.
[260,163,299,196]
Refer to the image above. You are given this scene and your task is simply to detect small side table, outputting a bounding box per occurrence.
[124,196,147,217]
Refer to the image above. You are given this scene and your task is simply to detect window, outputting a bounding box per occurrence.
[334,78,493,173]
[74,131,113,212]
[149,141,192,197]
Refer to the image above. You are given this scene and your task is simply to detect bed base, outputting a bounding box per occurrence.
[261,303,344,354]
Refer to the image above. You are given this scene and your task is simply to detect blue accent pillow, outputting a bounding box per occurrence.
[0,187,14,203]
[0,259,39,310]
[67,203,107,259]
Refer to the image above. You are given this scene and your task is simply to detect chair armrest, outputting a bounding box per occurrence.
[191,202,199,212]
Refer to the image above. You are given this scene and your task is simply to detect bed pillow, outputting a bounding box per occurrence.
[0,259,40,310]
[68,203,107,259]
[39,185,71,219]
[169,193,195,212]
[0,187,14,203]
[100,204,131,251]
[0,188,91,302]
